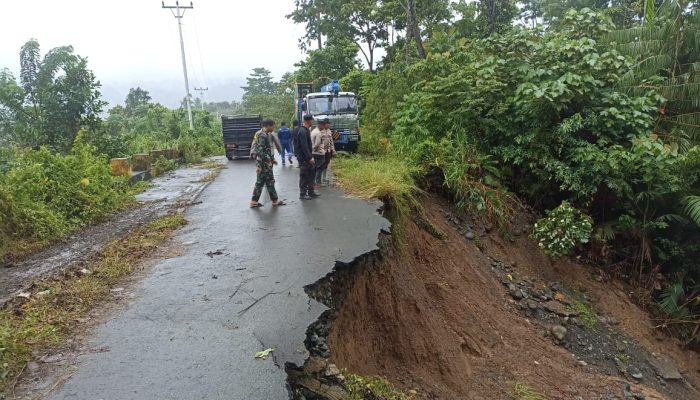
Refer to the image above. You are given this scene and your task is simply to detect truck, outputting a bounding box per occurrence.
[295,80,360,153]
[221,115,261,160]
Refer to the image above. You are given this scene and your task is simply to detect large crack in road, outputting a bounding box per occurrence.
[46,159,388,400]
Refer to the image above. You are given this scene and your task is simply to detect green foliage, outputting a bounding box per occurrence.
[607,0,700,140]
[512,382,545,400]
[124,87,152,116]
[568,299,599,328]
[683,195,700,226]
[533,202,594,258]
[294,37,361,85]
[0,39,106,152]
[333,155,421,240]
[657,272,699,342]
[151,156,176,176]
[0,143,131,258]
[434,131,515,227]
[241,67,276,96]
[240,69,294,125]
[345,374,417,400]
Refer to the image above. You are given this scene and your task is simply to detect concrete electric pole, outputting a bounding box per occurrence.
[194,87,208,111]
[162,1,194,130]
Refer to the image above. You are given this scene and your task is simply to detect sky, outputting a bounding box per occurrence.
[0,0,308,108]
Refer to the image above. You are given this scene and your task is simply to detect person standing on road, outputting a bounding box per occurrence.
[250,119,286,208]
[277,121,293,166]
[291,119,301,168]
[318,121,336,185]
[311,119,328,189]
[297,115,319,200]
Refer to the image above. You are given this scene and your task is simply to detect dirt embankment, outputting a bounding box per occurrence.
[328,196,700,399]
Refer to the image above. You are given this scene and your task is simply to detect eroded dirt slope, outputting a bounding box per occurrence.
[329,196,699,399]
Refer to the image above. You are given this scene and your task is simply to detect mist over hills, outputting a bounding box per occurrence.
[101,77,246,109]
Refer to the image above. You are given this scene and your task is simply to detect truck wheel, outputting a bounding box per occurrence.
[347,142,359,153]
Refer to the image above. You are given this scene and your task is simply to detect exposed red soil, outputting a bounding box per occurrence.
[328,197,699,399]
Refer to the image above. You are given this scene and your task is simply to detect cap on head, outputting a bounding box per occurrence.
[303,115,314,122]
[319,118,330,125]
[262,119,275,127]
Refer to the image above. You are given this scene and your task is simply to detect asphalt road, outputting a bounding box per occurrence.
[48,158,387,400]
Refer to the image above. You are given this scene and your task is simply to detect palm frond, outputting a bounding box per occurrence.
[618,54,673,87]
[682,196,700,227]
[605,26,667,44]
[615,40,666,57]
[658,83,700,102]
[644,0,656,25]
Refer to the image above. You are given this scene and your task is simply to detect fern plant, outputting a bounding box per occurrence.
[657,272,700,343]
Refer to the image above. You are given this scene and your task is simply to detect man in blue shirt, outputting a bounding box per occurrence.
[277,121,293,166]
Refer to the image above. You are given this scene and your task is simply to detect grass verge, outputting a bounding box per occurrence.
[332,155,421,242]
[513,382,545,400]
[0,213,186,393]
[345,374,417,400]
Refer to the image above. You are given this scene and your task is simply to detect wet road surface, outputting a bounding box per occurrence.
[49,159,388,400]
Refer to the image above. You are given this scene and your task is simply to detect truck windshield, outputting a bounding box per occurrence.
[307,96,357,115]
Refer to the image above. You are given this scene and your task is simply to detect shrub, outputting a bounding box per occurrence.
[0,144,131,258]
[532,202,593,258]
[151,155,176,176]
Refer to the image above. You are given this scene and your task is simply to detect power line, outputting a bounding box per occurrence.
[194,87,208,110]
[191,9,208,88]
[162,1,194,130]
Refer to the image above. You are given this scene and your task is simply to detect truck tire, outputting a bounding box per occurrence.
[346,142,359,153]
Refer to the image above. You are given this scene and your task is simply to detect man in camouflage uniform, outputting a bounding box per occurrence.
[250,119,286,208]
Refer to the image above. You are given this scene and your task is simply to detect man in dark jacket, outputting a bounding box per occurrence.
[297,115,319,200]
[291,120,301,168]
[277,121,293,166]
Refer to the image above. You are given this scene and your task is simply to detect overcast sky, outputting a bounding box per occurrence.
[0,0,308,107]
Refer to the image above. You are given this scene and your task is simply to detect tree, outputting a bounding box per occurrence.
[289,0,390,72]
[241,67,276,96]
[287,0,332,50]
[241,69,293,124]
[607,0,700,142]
[0,40,105,151]
[293,37,361,84]
[475,0,518,36]
[406,0,426,58]
[124,87,152,116]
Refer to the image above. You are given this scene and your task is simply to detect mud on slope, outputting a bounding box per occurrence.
[327,196,700,399]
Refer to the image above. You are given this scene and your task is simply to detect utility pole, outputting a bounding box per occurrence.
[194,87,208,111]
[162,1,194,130]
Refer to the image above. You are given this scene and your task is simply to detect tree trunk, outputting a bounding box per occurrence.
[407,0,426,59]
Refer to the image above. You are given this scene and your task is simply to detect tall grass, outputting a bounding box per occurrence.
[332,155,421,240]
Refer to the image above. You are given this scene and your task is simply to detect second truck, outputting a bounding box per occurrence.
[295,80,360,153]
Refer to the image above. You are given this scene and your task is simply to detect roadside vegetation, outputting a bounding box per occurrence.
[0,41,223,260]
[345,374,417,400]
[0,213,186,392]
[281,0,700,347]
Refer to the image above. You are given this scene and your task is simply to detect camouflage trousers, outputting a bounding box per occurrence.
[251,163,278,202]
